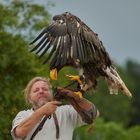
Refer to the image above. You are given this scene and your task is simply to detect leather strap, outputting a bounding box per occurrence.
[29,115,48,140]
[53,113,59,139]
[29,113,59,140]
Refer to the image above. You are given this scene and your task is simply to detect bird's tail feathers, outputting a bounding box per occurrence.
[103,66,132,98]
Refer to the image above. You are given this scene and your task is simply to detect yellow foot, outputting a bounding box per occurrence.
[66,75,82,84]
[50,68,57,80]
[74,91,83,98]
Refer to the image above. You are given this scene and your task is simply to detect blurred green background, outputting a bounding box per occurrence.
[0,1,140,139]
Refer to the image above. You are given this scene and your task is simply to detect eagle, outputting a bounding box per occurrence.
[30,12,132,98]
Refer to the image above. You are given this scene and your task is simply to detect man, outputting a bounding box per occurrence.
[11,76,99,140]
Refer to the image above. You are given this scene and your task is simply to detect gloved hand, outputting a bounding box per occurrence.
[54,87,98,124]
[54,87,81,101]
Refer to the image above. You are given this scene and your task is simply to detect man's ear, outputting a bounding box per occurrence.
[28,95,32,104]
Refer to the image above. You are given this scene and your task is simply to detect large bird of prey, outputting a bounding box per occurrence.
[30,12,132,98]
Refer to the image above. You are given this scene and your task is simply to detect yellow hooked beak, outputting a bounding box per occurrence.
[50,68,58,80]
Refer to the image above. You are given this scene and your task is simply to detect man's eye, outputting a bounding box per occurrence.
[43,87,48,91]
[33,88,39,92]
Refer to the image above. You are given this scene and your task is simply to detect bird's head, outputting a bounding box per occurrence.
[53,12,75,23]
[53,13,66,23]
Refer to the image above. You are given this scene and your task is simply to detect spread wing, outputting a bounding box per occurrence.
[30,12,111,70]
[30,12,132,98]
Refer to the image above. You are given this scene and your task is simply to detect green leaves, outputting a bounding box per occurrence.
[0,1,51,139]
[0,0,51,40]
[0,1,140,139]
[73,118,140,140]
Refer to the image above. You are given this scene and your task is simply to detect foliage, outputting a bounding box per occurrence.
[0,0,51,39]
[0,0,51,139]
[0,0,140,139]
[127,125,140,140]
[125,60,140,126]
[73,118,140,140]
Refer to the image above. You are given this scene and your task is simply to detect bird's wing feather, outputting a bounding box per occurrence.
[103,66,132,97]
[30,12,112,70]
[29,12,132,97]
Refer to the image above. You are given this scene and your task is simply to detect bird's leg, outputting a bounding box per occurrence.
[66,75,84,98]
[66,74,94,92]
[82,80,93,91]
[50,68,58,80]
[66,75,83,85]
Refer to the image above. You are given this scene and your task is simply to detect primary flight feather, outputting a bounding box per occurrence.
[30,12,132,97]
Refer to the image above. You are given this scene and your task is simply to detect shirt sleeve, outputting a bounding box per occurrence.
[11,110,31,140]
[63,105,86,128]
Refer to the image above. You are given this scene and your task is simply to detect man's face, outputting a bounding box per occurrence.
[29,80,52,109]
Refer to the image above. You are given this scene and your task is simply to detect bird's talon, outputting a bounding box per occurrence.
[66,75,82,84]
[74,91,83,98]
[50,68,57,80]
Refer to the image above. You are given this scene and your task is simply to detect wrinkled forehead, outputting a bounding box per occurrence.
[31,80,49,90]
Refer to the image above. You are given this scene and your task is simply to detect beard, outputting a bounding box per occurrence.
[32,97,51,110]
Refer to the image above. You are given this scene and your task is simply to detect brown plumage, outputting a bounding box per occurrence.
[30,12,132,97]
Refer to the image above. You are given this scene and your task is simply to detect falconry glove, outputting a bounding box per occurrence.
[54,88,98,124]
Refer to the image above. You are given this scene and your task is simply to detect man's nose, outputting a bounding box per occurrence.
[38,88,44,94]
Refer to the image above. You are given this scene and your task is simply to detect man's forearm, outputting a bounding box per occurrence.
[14,100,60,138]
[56,88,99,124]
[69,97,99,124]
[15,108,45,138]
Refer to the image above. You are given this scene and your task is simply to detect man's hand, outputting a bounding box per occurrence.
[39,101,62,116]
[55,88,81,101]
